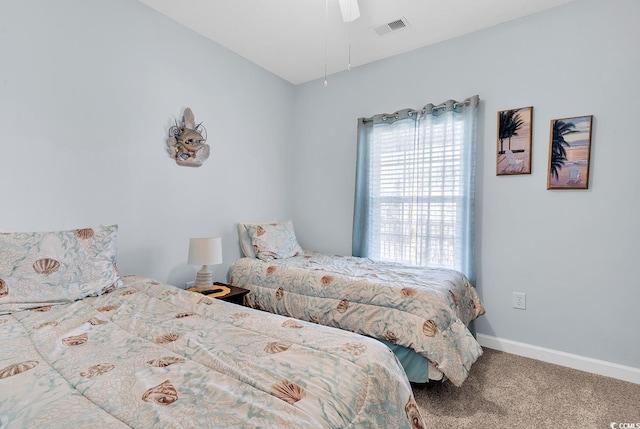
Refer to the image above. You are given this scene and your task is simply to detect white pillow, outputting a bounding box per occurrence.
[244,220,303,262]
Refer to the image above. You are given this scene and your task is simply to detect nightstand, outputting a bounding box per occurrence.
[186,282,248,305]
[213,282,249,305]
[187,282,249,305]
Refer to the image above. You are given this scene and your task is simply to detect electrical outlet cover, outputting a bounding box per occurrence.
[513,292,526,310]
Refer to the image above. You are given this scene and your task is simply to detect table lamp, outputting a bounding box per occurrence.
[188,237,223,290]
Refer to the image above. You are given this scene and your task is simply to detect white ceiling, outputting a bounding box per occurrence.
[137,0,577,85]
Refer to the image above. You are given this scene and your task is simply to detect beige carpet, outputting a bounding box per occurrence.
[413,348,640,429]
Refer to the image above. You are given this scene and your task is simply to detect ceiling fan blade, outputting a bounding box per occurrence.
[338,0,360,22]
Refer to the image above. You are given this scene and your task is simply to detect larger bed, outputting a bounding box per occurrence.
[0,225,425,429]
[230,221,486,386]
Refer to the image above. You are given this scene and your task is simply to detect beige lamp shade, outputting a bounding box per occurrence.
[188,237,222,289]
[188,237,222,266]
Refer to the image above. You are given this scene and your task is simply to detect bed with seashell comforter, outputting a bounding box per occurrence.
[229,251,486,387]
[0,225,425,428]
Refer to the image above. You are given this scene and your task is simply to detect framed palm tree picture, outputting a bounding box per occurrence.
[497,106,533,175]
[547,115,593,190]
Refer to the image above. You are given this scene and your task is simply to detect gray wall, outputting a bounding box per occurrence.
[1,0,638,370]
[0,0,295,287]
[291,0,640,369]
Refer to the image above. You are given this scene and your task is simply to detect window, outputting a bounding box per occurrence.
[353,96,478,280]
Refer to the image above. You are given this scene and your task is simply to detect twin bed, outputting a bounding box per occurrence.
[0,225,425,428]
[1,219,486,427]
[230,221,486,386]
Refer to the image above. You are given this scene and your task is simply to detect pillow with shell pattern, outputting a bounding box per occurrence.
[245,220,303,262]
[237,221,276,258]
[0,225,122,314]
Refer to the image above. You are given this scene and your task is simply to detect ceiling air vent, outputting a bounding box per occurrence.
[373,17,409,37]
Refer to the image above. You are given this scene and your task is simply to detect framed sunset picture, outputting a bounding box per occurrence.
[497,106,533,175]
[547,115,593,190]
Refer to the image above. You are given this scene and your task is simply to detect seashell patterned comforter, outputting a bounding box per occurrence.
[229,251,486,386]
[0,276,425,429]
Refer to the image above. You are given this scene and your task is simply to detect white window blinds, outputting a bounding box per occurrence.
[353,96,478,279]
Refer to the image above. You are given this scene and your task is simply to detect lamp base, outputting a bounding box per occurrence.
[195,265,212,290]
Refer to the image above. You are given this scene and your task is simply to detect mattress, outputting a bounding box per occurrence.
[0,275,425,429]
[230,251,486,386]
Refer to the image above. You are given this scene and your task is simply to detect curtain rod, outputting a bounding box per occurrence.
[361,97,474,123]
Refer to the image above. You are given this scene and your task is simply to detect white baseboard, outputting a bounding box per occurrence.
[477,334,640,385]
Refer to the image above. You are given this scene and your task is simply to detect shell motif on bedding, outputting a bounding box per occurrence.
[175,312,196,319]
[229,312,250,319]
[33,258,60,275]
[384,331,398,344]
[155,333,182,344]
[0,279,7,298]
[62,333,88,346]
[0,361,39,379]
[342,342,367,356]
[147,357,185,367]
[80,363,115,378]
[401,287,417,297]
[275,287,284,300]
[75,228,94,240]
[471,299,486,316]
[337,299,350,313]
[449,290,459,306]
[270,379,306,405]
[35,321,58,329]
[101,284,117,294]
[281,319,303,329]
[422,320,438,337]
[142,380,178,405]
[32,306,52,312]
[405,396,425,429]
[265,341,292,354]
[97,304,118,312]
[266,266,277,274]
[87,317,107,326]
[197,296,213,305]
[321,275,334,285]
